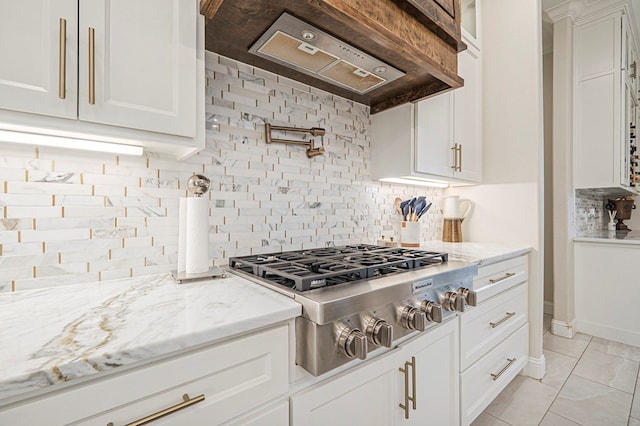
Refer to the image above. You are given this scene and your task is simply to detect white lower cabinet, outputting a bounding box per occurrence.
[574,242,640,347]
[227,400,289,426]
[460,324,529,425]
[291,319,459,426]
[459,253,530,425]
[0,325,289,426]
[460,283,528,370]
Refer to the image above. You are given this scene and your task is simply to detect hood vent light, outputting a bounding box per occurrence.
[249,13,405,94]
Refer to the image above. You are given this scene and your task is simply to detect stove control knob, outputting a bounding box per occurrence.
[420,301,443,323]
[457,287,478,307]
[400,306,427,331]
[365,316,393,347]
[339,327,368,360]
[442,291,465,312]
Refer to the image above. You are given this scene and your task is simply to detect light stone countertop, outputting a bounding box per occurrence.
[0,273,301,405]
[0,242,529,406]
[420,241,532,266]
[574,230,640,245]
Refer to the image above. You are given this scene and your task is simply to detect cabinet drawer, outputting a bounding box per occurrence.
[0,325,289,426]
[460,324,529,426]
[473,255,528,303]
[460,283,528,370]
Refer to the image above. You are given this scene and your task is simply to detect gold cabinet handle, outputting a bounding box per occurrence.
[106,393,205,426]
[89,27,95,105]
[409,356,416,411]
[399,360,410,419]
[632,61,637,80]
[489,272,515,284]
[399,356,417,419]
[490,312,516,328]
[58,18,67,99]
[457,144,462,172]
[491,357,516,381]
[451,143,459,170]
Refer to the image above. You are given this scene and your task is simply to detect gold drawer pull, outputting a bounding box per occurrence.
[489,272,515,284]
[491,357,516,381]
[490,312,516,328]
[58,18,67,99]
[107,393,205,426]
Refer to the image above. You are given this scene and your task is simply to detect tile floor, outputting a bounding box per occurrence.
[471,315,640,426]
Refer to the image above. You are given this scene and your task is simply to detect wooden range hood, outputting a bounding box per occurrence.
[200,0,465,114]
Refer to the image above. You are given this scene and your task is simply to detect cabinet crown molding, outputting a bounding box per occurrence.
[543,1,584,23]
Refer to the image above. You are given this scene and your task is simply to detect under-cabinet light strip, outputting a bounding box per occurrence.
[379,177,450,189]
[0,129,144,156]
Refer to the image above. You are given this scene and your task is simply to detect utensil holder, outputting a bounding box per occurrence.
[400,221,420,247]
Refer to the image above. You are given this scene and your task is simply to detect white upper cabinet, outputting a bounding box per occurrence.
[0,0,78,119]
[416,43,481,183]
[574,10,638,192]
[78,0,196,137]
[0,0,204,159]
[371,38,481,186]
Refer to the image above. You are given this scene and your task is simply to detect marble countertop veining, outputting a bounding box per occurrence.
[420,241,532,265]
[0,273,301,404]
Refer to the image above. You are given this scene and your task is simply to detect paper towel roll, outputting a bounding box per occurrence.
[177,197,188,273]
[185,197,210,274]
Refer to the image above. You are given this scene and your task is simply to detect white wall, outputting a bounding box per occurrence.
[447,0,545,376]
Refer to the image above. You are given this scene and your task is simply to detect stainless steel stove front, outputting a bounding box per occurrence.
[291,262,478,376]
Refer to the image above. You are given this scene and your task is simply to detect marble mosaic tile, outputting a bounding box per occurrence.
[0,52,445,291]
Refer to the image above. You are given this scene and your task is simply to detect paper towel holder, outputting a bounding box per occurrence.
[172,174,226,284]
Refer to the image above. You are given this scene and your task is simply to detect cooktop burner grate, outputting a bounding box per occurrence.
[229,245,448,292]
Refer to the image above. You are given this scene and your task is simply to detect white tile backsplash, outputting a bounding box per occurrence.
[0,52,445,292]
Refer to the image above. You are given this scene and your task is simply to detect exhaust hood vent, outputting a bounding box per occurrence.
[249,13,405,94]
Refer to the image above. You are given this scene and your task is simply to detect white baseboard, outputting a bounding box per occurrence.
[575,319,640,347]
[523,354,546,380]
[551,318,576,338]
[544,301,553,316]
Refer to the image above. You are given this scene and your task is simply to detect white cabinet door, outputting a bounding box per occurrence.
[0,0,77,119]
[0,325,289,426]
[398,319,459,425]
[292,321,460,426]
[414,44,481,183]
[574,242,640,347]
[460,324,529,425]
[228,400,289,426]
[574,12,630,191]
[454,45,481,182]
[291,349,402,426]
[79,0,197,137]
[415,91,455,177]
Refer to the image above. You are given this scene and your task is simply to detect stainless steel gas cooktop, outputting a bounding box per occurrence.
[229,245,478,376]
[229,244,448,292]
